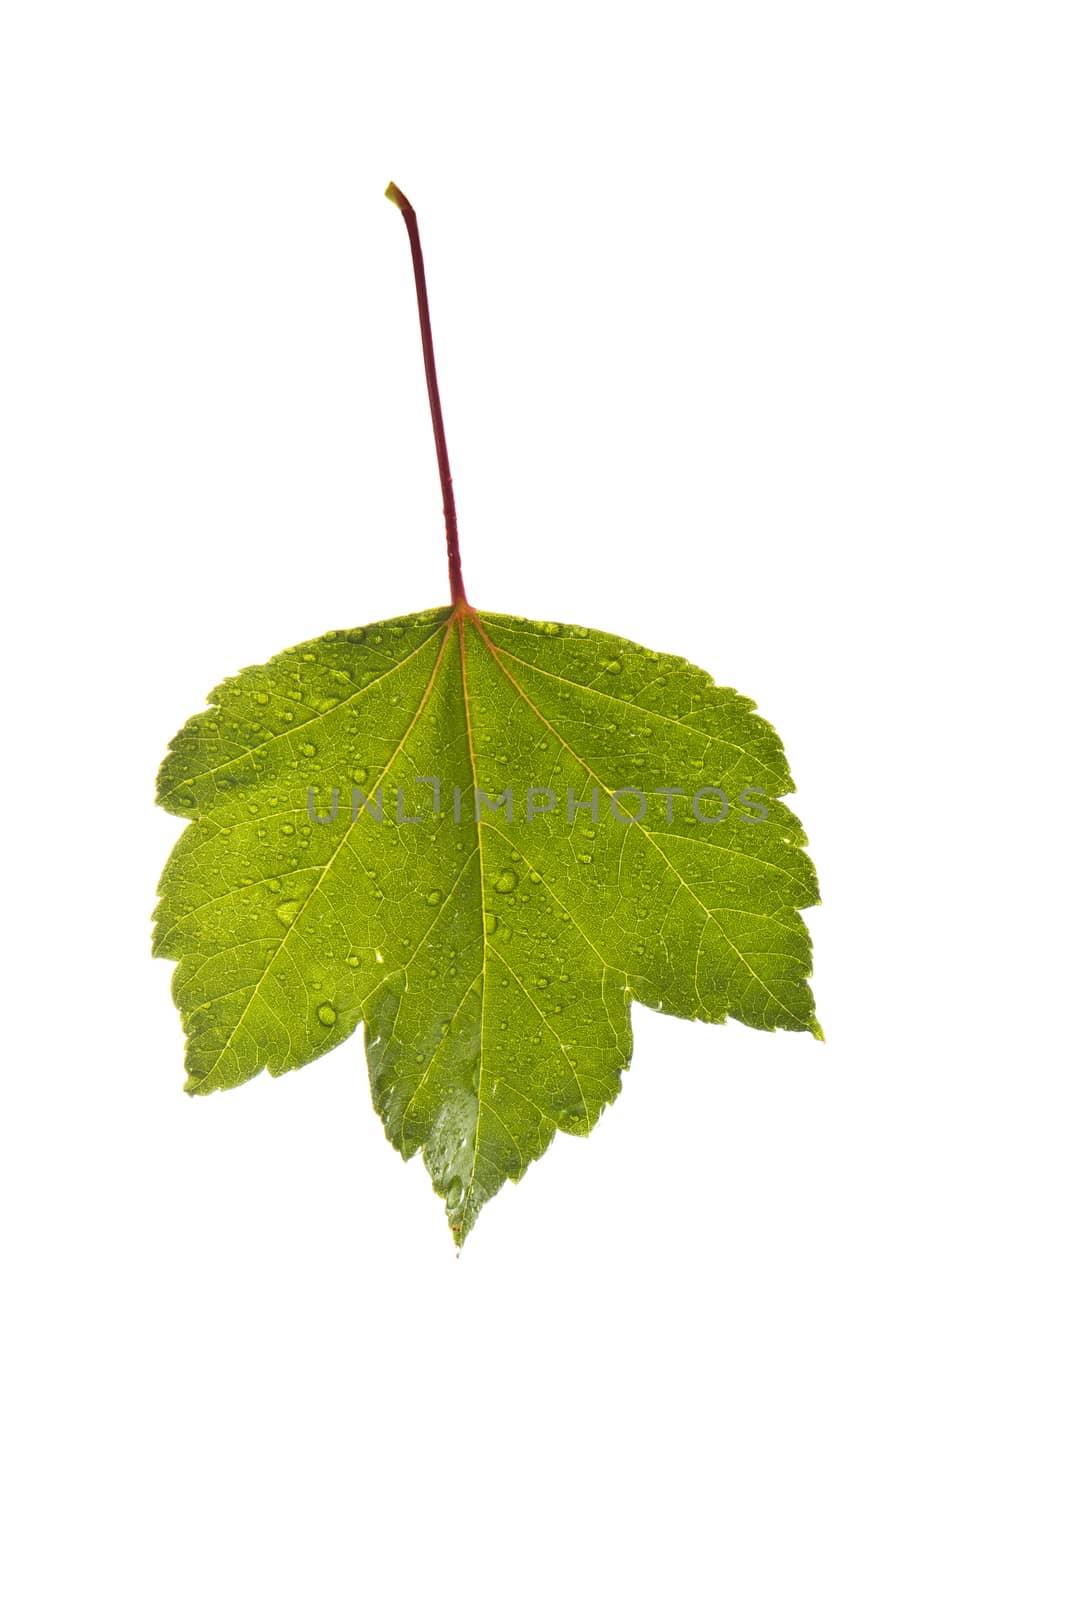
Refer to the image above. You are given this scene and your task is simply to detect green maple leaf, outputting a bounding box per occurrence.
[153,185,820,1246]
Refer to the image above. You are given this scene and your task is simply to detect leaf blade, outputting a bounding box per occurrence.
[155,608,819,1241]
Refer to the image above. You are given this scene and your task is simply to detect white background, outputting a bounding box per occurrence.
[2,4,1064,1596]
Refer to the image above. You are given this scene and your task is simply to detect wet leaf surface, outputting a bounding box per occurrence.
[155,605,820,1243]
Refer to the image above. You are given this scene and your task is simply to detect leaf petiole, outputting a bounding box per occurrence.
[386,182,469,610]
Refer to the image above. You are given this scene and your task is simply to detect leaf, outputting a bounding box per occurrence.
[153,182,821,1246]
[154,605,820,1244]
